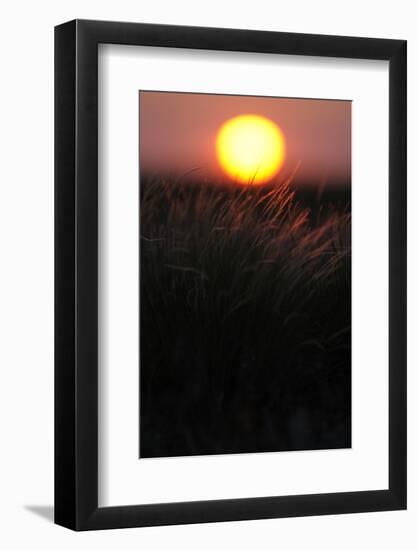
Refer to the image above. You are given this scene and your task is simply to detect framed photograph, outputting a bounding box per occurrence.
[55,19,406,530]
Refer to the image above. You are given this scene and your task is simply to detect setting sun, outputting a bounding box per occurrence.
[216,114,286,185]
[139,91,352,460]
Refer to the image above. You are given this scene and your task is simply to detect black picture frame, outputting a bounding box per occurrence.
[55,19,407,531]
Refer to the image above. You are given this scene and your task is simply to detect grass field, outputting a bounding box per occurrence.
[140,174,351,458]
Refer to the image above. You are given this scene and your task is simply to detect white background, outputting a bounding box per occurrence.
[99,46,389,506]
[0,1,415,548]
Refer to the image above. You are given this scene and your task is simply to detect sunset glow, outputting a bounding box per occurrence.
[216,114,286,185]
[140,91,352,459]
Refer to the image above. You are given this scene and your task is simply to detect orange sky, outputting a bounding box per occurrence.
[139,91,351,187]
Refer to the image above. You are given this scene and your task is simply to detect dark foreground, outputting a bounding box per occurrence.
[140,175,351,458]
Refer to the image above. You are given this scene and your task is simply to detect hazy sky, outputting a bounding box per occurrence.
[139,91,351,186]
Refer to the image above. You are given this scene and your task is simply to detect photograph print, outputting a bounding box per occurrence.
[139,91,351,459]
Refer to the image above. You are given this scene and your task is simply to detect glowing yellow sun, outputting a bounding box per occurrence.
[216,114,286,185]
